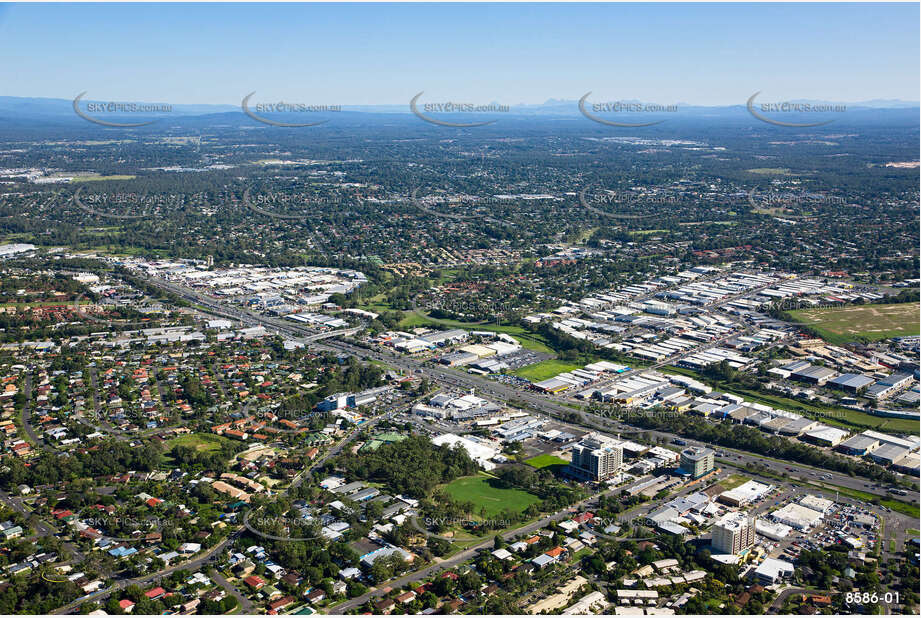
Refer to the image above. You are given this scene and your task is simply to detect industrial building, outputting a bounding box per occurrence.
[789,364,838,386]
[803,425,849,447]
[837,434,881,456]
[828,373,875,393]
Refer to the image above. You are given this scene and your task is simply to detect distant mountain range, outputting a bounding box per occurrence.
[0,95,917,129]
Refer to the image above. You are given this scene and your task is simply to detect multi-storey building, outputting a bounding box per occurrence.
[712,511,755,554]
[570,432,623,481]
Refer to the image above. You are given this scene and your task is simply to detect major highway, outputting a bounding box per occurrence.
[47,272,917,615]
[136,273,919,501]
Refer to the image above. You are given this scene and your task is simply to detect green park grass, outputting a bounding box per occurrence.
[746,168,790,175]
[442,473,540,518]
[162,433,231,464]
[525,454,569,470]
[628,229,668,236]
[75,245,156,257]
[787,303,919,345]
[718,474,750,490]
[512,359,582,382]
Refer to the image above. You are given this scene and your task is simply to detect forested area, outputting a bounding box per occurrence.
[331,434,478,498]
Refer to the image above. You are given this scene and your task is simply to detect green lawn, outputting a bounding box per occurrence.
[442,473,541,518]
[746,168,790,175]
[718,474,750,490]
[525,454,569,470]
[163,433,231,462]
[788,303,920,345]
[628,229,668,236]
[513,359,582,382]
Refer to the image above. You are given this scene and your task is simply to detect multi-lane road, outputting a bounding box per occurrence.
[133,273,919,502]
[317,339,919,499]
[113,274,919,614]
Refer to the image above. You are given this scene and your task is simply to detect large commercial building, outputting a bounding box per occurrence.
[771,502,824,531]
[712,512,755,555]
[679,447,714,479]
[717,480,773,507]
[570,433,624,481]
[431,433,499,471]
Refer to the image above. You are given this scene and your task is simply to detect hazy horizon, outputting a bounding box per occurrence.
[0,3,918,106]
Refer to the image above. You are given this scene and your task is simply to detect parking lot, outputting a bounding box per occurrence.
[496,349,553,370]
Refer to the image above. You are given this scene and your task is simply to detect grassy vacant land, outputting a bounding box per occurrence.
[525,454,569,470]
[788,303,919,345]
[166,433,228,452]
[442,473,540,518]
[718,474,750,490]
[162,433,231,464]
[512,359,581,382]
[746,168,790,175]
[628,229,668,236]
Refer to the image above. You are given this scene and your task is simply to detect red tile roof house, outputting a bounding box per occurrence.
[373,598,396,613]
[445,599,464,612]
[395,590,416,604]
[306,588,326,603]
[52,508,75,521]
[244,575,266,590]
[144,586,166,600]
[545,546,567,560]
[118,599,135,613]
[269,596,295,612]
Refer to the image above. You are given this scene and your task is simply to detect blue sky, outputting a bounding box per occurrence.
[0,3,917,105]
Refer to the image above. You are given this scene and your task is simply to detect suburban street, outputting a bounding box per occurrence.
[115,273,920,616]
[50,538,233,615]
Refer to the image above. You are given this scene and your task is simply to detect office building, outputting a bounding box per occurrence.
[712,512,754,554]
[570,432,624,481]
[679,446,714,478]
